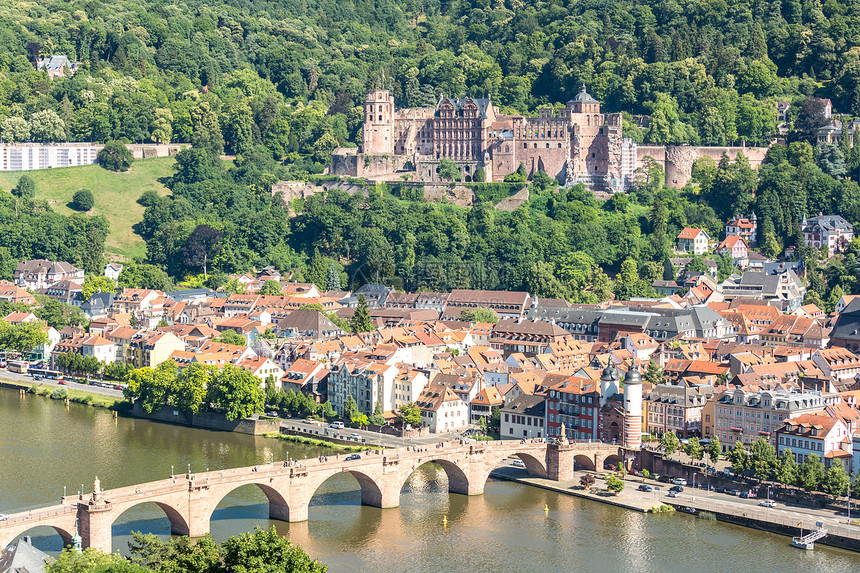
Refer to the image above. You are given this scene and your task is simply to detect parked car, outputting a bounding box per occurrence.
[637,484,653,492]
[759,500,776,508]
[671,478,687,486]
[667,490,680,498]
[511,459,526,469]
[0,513,7,521]
[725,489,740,496]
[669,485,684,493]
[349,433,362,440]
[740,491,757,499]
[330,421,345,429]
[715,487,726,493]
[344,454,361,461]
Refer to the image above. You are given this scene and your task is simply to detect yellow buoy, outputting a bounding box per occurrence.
[544,504,549,512]
[442,515,448,525]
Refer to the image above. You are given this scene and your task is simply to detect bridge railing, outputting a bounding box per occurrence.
[0,504,75,525]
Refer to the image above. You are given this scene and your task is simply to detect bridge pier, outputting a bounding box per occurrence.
[546,444,575,482]
[78,503,113,553]
[269,501,291,522]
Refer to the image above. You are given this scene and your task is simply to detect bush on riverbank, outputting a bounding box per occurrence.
[650,504,675,514]
[265,432,369,452]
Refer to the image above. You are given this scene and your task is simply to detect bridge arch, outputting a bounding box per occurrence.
[573,454,596,471]
[508,452,548,479]
[602,453,623,470]
[400,458,471,497]
[2,524,73,553]
[207,481,292,525]
[110,500,191,548]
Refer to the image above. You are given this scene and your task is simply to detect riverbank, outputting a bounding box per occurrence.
[490,467,654,513]
[264,432,368,451]
[492,467,860,553]
[0,379,124,410]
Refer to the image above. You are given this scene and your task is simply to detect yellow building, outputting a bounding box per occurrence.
[131,332,185,369]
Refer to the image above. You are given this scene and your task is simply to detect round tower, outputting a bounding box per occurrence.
[622,367,643,449]
[599,363,619,406]
[363,90,395,155]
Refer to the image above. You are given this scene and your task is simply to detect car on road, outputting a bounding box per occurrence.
[637,484,653,492]
[330,422,345,429]
[33,375,42,380]
[511,459,526,469]
[671,478,687,486]
[667,490,680,498]
[714,487,726,493]
[344,454,361,461]
[759,500,776,508]
[0,513,7,521]
[669,485,684,493]
[725,489,740,496]
[58,380,67,385]
[265,411,279,417]
[349,433,362,440]
[305,419,320,426]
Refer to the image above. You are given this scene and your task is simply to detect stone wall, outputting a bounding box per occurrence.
[636,144,769,188]
[495,186,530,211]
[131,403,281,435]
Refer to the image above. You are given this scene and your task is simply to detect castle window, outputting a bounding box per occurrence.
[558,143,562,148]
[534,143,537,148]
[378,115,382,121]
[524,143,527,149]
[546,143,550,148]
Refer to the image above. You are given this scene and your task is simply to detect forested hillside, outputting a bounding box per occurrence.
[1,0,860,154]
[2,0,860,305]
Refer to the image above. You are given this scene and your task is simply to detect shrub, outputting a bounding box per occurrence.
[72,189,95,211]
[138,190,160,206]
[50,388,69,400]
[28,384,38,394]
[97,141,134,172]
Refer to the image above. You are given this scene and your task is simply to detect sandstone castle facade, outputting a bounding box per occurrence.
[330,88,768,192]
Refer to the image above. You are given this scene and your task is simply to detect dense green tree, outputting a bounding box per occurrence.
[798,453,825,492]
[749,437,776,482]
[683,437,704,463]
[707,437,721,467]
[775,448,799,487]
[660,430,680,458]
[727,441,749,475]
[349,294,374,333]
[72,189,95,211]
[82,275,117,301]
[97,141,134,172]
[438,158,461,182]
[822,464,850,498]
[459,307,500,324]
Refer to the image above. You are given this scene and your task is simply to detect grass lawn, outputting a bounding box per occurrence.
[0,157,175,260]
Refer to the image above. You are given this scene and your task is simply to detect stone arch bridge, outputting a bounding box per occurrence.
[0,441,620,553]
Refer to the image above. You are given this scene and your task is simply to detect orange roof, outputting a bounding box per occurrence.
[677,227,706,240]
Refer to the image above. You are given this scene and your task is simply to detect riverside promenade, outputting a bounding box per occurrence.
[492,465,860,553]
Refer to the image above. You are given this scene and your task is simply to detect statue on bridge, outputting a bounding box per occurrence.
[558,423,569,446]
[93,476,102,503]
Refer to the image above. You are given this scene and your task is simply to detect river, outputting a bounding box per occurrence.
[2,390,859,572]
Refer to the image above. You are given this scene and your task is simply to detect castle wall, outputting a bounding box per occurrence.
[637,145,769,188]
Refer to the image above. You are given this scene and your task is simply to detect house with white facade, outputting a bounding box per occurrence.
[416,383,469,433]
[501,394,546,439]
[802,214,854,256]
[776,413,852,471]
[676,228,710,255]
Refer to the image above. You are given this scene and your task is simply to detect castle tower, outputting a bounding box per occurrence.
[622,367,643,449]
[362,90,394,155]
[599,363,619,407]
